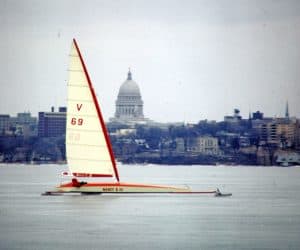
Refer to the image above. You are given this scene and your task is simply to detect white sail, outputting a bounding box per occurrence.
[66,40,119,179]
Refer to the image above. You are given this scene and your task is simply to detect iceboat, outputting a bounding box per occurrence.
[43,39,221,195]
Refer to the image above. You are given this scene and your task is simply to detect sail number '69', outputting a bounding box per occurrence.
[71,118,83,126]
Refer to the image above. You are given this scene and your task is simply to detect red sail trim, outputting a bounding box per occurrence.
[72,173,113,178]
[72,38,120,182]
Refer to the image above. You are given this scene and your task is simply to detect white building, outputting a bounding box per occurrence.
[186,136,219,155]
[110,70,150,125]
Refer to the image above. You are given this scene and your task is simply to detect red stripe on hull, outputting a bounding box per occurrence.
[60,182,170,188]
[59,181,206,190]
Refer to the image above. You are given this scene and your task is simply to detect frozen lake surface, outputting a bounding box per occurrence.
[0,164,300,250]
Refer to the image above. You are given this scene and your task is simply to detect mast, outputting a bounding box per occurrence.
[72,39,120,182]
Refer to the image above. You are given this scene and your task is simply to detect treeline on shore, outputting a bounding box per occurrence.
[1,120,298,166]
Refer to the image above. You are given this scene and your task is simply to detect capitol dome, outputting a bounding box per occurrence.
[118,71,141,97]
[114,70,144,121]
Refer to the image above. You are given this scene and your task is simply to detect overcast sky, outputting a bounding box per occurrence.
[1,0,300,122]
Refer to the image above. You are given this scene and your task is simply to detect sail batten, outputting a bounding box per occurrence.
[67,85,89,88]
[66,39,119,181]
[68,69,84,72]
[67,128,102,133]
[68,158,113,163]
[68,144,107,148]
[67,99,93,103]
[67,114,98,118]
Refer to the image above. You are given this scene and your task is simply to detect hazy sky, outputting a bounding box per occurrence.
[1,0,300,122]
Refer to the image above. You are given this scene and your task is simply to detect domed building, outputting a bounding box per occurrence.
[110,70,148,124]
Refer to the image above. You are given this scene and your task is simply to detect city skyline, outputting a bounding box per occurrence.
[0,96,297,122]
[1,0,300,122]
